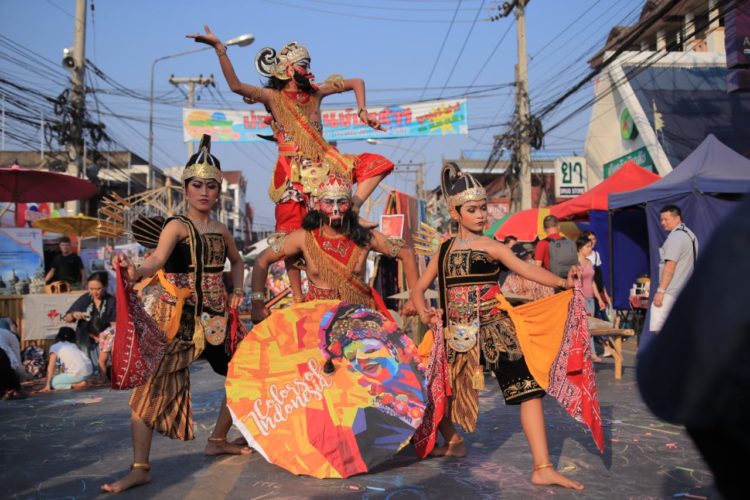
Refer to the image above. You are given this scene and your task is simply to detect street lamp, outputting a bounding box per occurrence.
[366,139,426,199]
[147,33,255,188]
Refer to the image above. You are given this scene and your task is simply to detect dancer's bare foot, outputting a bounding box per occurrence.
[71,380,90,390]
[204,438,253,456]
[101,467,151,493]
[429,436,466,458]
[231,436,248,447]
[531,464,584,490]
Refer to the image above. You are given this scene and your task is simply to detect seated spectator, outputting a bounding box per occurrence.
[63,272,116,377]
[41,327,93,392]
[0,318,25,399]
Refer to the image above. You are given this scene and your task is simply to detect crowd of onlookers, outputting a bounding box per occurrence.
[0,263,118,399]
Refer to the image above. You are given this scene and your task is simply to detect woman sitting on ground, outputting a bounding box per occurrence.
[41,327,93,391]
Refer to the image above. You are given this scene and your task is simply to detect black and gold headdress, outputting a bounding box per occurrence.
[255,42,310,81]
[440,162,486,210]
[182,134,222,183]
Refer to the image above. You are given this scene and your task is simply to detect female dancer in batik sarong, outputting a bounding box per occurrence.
[188,25,393,302]
[102,136,250,493]
[414,163,603,490]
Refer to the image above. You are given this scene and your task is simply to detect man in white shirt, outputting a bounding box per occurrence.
[650,205,698,332]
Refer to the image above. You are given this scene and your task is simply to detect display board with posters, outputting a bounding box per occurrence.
[0,227,45,290]
[22,292,84,340]
[380,214,405,239]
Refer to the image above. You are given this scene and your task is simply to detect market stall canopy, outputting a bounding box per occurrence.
[494,207,584,242]
[0,164,98,203]
[609,135,750,209]
[553,162,660,220]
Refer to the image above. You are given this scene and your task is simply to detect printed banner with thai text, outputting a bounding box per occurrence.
[182,98,468,143]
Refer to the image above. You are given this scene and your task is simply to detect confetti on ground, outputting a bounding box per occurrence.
[675,466,695,473]
[562,465,577,472]
[666,443,679,449]
[611,438,620,442]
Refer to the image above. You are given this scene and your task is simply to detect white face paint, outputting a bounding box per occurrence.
[318,196,352,225]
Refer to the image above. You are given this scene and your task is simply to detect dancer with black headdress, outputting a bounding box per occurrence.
[413,163,605,490]
[102,136,251,493]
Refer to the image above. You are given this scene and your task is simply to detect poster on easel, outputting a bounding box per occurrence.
[380,214,405,239]
[0,227,45,293]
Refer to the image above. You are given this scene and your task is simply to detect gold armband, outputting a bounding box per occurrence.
[384,238,405,258]
[325,73,345,91]
[267,232,287,256]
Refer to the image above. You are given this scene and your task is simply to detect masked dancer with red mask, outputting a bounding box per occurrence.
[250,173,424,324]
[412,163,607,490]
[102,136,251,493]
[188,26,394,303]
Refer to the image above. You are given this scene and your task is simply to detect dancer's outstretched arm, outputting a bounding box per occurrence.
[484,239,579,289]
[370,231,425,314]
[187,25,271,105]
[412,250,441,326]
[318,77,383,131]
[250,231,304,322]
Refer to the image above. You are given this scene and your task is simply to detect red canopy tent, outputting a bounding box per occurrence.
[552,161,660,220]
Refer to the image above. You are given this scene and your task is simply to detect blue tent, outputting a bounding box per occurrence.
[609,134,750,348]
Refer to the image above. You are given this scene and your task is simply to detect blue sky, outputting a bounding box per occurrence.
[1,0,643,230]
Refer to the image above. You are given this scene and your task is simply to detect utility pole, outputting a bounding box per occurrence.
[488,0,532,212]
[68,0,87,215]
[515,0,532,211]
[395,162,424,199]
[169,75,215,157]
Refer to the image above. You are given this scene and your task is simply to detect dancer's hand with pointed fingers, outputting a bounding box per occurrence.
[186,24,221,48]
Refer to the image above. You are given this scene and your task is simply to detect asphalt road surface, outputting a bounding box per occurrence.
[2,340,718,499]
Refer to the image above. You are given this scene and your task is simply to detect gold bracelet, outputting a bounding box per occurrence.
[249,291,265,301]
[558,278,566,289]
[216,46,227,57]
[533,462,554,472]
[232,288,244,297]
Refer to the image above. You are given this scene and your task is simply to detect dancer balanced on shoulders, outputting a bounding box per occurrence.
[188,25,394,302]
[413,163,585,490]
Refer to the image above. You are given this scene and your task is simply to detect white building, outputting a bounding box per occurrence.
[582,0,748,185]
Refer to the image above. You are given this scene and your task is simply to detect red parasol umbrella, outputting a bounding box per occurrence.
[227,300,427,478]
[0,164,98,204]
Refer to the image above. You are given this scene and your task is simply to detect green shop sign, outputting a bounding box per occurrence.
[603,147,654,178]
[620,108,638,140]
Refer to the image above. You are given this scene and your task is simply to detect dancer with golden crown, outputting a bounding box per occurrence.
[101,136,251,493]
[188,26,394,302]
[413,162,607,490]
[250,173,425,323]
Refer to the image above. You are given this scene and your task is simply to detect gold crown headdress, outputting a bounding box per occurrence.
[314,173,352,199]
[255,42,310,81]
[182,134,222,183]
[440,162,486,210]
